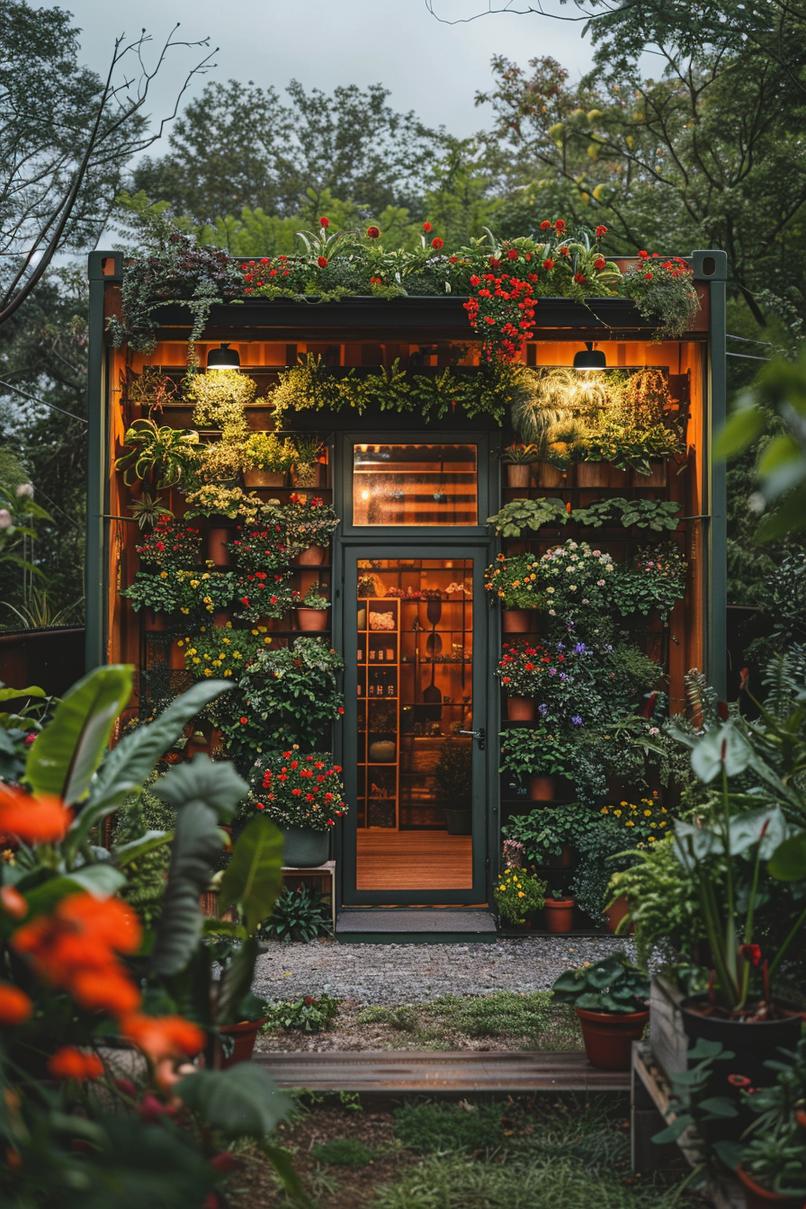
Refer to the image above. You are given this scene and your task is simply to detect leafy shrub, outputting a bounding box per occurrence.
[262,993,339,1033]
[260,885,332,942]
[393,1102,503,1155]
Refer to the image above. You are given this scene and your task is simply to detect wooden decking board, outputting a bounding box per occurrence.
[255,1050,629,1094]
[356,830,473,890]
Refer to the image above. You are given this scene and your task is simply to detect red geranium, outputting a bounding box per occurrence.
[431,236,444,250]
[366,226,380,239]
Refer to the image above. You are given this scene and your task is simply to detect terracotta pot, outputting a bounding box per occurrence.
[507,695,536,722]
[535,461,566,490]
[185,734,209,760]
[576,1007,649,1070]
[295,545,327,566]
[208,727,224,757]
[243,468,286,488]
[207,524,232,567]
[636,459,667,488]
[296,606,329,633]
[575,462,610,488]
[529,775,556,802]
[218,1017,266,1068]
[543,897,575,933]
[169,640,185,671]
[502,608,534,634]
[506,463,531,489]
[736,1166,802,1207]
[604,894,632,935]
[795,1109,806,1131]
[143,608,169,632]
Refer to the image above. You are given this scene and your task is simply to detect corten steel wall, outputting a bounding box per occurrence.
[84,251,727,696]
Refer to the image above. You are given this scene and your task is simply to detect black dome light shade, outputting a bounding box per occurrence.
[573,341,607,371]
[206,342,240,370]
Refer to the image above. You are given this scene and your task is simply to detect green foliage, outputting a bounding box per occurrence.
[435,740,472,803]
[394,1101,503,1155]
[218,814,283,932]
[487,496,681,538]
[487,497,568,537]
[493,865,547,925]
[262,994,339,1033]
[111,780,175,927]
[260,884,332,942]
[552,953,649,1014]
[503,802,598,862]
[312,1137,375,1168]
[175,1063,292,1138]
[115,418,200,488]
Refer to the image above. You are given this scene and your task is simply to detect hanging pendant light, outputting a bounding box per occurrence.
[573,341,607,372]
[206,342,240,370]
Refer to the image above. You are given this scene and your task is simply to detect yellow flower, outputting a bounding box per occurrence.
[160,570,168,579]
[517,891,525,899]
[647,834,656,842]
[643,809,652,817]
[614,809,622,817]
[625,820,634,827]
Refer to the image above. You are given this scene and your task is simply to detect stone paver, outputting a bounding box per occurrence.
[252,935,633,1004]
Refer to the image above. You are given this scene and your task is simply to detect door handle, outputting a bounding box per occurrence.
[459,727,486,751]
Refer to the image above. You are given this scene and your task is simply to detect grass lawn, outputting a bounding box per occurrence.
[255,990,582,1052]
[228,1093,704,1208]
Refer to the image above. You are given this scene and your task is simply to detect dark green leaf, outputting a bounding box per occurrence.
[219,815,283,932]
[714,405,765,460]
[175,1063,291,1137]
[150,801,222,977]
[769,832,806,880]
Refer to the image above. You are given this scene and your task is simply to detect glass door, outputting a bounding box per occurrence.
[342,547,488,903]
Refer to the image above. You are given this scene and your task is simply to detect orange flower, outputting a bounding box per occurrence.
[0,982,32,1026]
[121,1014,205,1062]
[48,1047,105,1081]
[0,885,27,919]
[70,969,141,1016]
[0,784,71,843]
[58,894,142,955]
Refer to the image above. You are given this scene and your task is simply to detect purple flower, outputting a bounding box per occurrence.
[538,703,549,717]
[571,714,584,727]
[559,672,568,681]
[548,667,557,677]
[573,642,587,654]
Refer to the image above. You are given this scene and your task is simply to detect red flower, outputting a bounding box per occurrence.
[539,219,552,231]
[317,256,328,268]
[506,248,518,260]
[739,943,762,967]
[593,256,606,270]
[319,216,330,228]
[638,249,649,259]
[239,716,249,726]
[422,221,432,233]
[366,226,380,239]
[542,259,555,271]
[573,272,587,284]
[431,236,444,250]
[554,218,567,233]
[727,1073,752,1088]
[595,225,608,238]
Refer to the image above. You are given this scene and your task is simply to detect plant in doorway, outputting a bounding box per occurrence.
[435,740,473,835]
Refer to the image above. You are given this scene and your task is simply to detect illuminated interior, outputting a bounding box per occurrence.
[352,443,478,526]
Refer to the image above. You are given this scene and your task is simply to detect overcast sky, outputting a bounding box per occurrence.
[44,0,598,141]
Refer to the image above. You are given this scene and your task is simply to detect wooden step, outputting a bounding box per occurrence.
[254,1049,629,1094]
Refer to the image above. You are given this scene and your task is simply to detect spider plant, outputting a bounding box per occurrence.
[115,418,199,488]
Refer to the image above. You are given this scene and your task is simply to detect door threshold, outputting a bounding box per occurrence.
[335,907,497,943]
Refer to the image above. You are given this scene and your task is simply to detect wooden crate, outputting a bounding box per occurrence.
[649,975,688,1079]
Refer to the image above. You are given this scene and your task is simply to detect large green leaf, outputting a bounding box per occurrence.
[175,1063,291,1137]
[25,665,133,804]
[113,830,173,867]
[690,722,752,783]
[150,759,247,977]
[769,832,806,880]
[215,936,259,1025]
[714,404,765,460]
[219,815,283,932]
[70,679,233,853]
[22,864,126,915]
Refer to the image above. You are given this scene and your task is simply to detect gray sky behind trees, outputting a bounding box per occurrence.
[41,0,597,140]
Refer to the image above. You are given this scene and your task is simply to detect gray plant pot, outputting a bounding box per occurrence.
[445,808,472,836]
[283,827,330,868]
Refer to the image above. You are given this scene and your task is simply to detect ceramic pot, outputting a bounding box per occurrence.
[207,522,232,567]
[295,545,327,566]
[502,608,534,634]
[604,894,632,935]
[736,1166,802,1207]
[681,998,803,1088]
[506,463,531,489]
[283,827,329,868]
[528,775,556,802]
[576,1007,649,1070]
[507,695,536,722]
[296,606,329,633]
[575,462,610,488]
[637,460,667,488]
[535,461,566,490]
[243,468,286,488]
[217,1017,267,1068]
[543,897,575,933]
[143,608,169,632]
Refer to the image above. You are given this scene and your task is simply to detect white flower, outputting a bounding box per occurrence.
[15,482,34,499]
[0,509,12,530]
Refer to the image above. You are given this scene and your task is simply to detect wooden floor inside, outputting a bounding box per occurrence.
[356,829,473,890]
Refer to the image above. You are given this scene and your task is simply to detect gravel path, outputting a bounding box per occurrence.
[252,936,634,1005]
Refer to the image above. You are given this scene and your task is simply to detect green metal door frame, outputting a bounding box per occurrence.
[339,538,493,906]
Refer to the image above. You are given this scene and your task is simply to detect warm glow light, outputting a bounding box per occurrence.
[360,489,370,502]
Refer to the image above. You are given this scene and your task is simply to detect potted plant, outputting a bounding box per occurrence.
[552,953,650,1069]
[115,416,200,488]
[493,865,546,930]
[250,749,348,867]
[282,494,339,565]
[499,728,604,807]
[229,518,294,572]
[135,518,202,569]
[435,740,473,835]
[727,1038,806,1207]
[177,622,268,684]
[612,543,687,622]
[543,888,576,933]
[290,435,325,488]
[184,484,265,564]
[216,989,269,1068]
[502,442,538,489]
[233,568,299,624]
[495,638,595,724]
[487,497,569,539]
[296,584,331,633]
[484,552,542,633]
[503,801,596,888]
[243,431,296,488]
[576,797,673,931]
